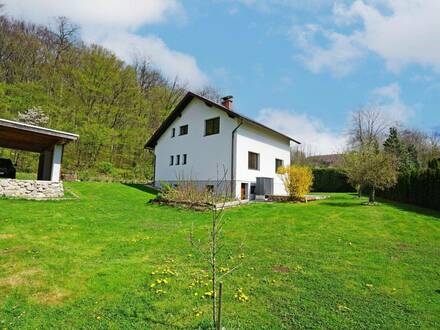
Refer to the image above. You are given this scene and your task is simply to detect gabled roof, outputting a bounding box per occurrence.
[144,92,301,148]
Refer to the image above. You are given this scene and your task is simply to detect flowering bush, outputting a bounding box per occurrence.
[278,165,313,200]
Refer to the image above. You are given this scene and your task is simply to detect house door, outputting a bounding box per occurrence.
[240,183,247,200]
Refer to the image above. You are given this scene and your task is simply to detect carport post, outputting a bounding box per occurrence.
[50,144,63,182]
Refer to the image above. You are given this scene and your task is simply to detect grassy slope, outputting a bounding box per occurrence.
[0,182,439,329]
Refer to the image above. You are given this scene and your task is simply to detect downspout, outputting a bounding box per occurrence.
[230,119,243,196]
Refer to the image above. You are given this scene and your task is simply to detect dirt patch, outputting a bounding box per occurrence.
[273,265,291,273]
[397,243,410,250]
[32,289,70,305]
[0,268,42,287]
[0,234,16,239]
[0,246,26,255]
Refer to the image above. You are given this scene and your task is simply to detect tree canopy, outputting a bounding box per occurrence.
[0,14,217,181]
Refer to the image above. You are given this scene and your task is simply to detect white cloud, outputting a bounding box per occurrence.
[294,0,440,74]
[370,83,413,123]
[291,24,364,76]
[231,0,332,12]
[3,0,183,30]
[257,108,348,155]
[336,0,440,72]
[101,33,209,89]
[3,0,209,89]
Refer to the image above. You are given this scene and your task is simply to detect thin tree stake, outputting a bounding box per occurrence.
[217,282,223,330]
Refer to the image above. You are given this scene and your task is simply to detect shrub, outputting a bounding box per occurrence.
[312,168,354,192]
[159,181,209,205]
[97,161,114,175]
[278,165,313,200]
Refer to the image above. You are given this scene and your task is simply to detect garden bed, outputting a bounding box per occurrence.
[267,195,329,202]
[149,197,212,211]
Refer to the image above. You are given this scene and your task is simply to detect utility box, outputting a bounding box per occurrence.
[255,177,274,196]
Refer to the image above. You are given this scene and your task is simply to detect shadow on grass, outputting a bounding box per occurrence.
[378,198,440,220]
[122,183,160,195]
[319,195,440,219]
[319,201,364,208]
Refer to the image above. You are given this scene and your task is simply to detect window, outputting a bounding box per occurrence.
[248,152,260,170]
[176,155,180,165]
[171,128,176,138]
[183,154,187,165]
[275,159,284,173]
[179,125,188,135]
[170,155,174,166]
[205,117,220,136]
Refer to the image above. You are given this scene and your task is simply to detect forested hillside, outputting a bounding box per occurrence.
[0,14,215,181]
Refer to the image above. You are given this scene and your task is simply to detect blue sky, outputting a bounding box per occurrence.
[4,0,440,154]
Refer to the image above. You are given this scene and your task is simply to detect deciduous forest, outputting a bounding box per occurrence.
[0,12,218,181]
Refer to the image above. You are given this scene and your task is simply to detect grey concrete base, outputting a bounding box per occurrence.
[0,179,64,200]
[155,180,234,196]
[215,199,250,209]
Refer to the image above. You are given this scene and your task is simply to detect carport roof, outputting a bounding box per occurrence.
[0,118,78,153]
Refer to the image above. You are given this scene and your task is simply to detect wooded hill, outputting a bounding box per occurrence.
[0,14,215,181]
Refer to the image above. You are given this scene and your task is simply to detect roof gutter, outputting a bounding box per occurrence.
[230,119,243,197]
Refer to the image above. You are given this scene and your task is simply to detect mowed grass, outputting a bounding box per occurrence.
[0,182,439,329]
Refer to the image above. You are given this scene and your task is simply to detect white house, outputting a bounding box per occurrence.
[145,92,300,200]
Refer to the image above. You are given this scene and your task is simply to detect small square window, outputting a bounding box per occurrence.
[171,128,176,138]
[183,154,187,165]
[179,125,188,135]
[248,152,259,170]
[275,159,284,173]
[176,155,180,165]
[205,117,220,136]
[170,155,174,166]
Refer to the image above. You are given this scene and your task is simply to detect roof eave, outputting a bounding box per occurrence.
[144,91,301,148]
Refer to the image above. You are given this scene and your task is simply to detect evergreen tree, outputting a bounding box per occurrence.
[384,127,418,173]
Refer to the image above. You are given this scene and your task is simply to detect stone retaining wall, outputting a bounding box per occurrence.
[0,179,64,200]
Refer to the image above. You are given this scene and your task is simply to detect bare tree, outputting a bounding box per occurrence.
[349,107,389,149]
[133,57,166,92]
[291,145,315,165]
[190,169,243,330]
[197,85,223,103]
[400,128,440,167]
[52,16,79,64]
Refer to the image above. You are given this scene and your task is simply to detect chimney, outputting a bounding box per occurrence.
[221,95,233,110]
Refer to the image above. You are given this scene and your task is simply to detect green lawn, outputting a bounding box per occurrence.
[0,182,439,329]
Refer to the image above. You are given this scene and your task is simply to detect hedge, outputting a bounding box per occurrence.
[312,168,355,192]
[378,168,440,211]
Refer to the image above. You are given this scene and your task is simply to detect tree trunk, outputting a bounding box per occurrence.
[369,187,376,204]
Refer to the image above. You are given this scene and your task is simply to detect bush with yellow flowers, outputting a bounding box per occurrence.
[277,165,313,200]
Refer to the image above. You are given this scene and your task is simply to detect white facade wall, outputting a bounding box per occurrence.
[154,98,292,199]
[234,124,291,197]
[154,99,237,183]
